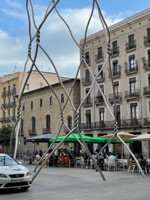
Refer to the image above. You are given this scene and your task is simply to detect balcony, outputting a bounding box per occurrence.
[125,64,138,75]
[109,69,121,79]
[94,121,106,129]
[124,89,140,100]
[81,118,142,131]
[95,53,103,63]
[110,47,119,57]
[82,76,92,86]
[125,40,136,52]
[143,59,150,70]
[83,57,91,67]
[83,98,93,107]
[28,129,37,136]
[81,123,93,130]
[143,118,150,127]
[95,73,105,82]
[143,86,150,96]
[94,96,105,106]
[1,91,7,97]
[108,92,122,104]
[144,36,150,46]
[42,128,51,134]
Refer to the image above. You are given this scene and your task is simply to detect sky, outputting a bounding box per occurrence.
[0,0,150,78]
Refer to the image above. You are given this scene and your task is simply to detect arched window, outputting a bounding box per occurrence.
[50,96,52,105]
[46,114,51,133]
[40,99,42,107]
[32,116,36,134]
[61,94,64,103]
[67,116,72,130]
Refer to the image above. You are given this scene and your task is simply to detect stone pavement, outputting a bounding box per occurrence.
[1,164,150,200]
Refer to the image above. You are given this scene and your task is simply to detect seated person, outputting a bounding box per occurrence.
[108,152,117,161]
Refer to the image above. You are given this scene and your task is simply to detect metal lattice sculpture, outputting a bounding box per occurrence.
[11,0,144,182]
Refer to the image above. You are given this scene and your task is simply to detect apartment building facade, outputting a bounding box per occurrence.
[21,79,80,153]
[80,8,150,157]
[0,70,66,128]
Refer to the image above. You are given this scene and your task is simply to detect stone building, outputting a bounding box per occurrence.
[21,78,80,154]
[0,70,68,128]
[80,8,150,157]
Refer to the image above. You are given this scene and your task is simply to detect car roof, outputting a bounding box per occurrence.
[0,153,9,156]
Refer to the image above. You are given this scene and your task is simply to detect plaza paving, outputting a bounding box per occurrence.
[1,164,150,200]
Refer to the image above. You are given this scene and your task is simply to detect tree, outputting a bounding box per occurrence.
[0,126,14,153]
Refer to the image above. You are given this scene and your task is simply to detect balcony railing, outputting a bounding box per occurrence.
[125,64,138,74]
[143,59,150,70]
[124,89,140,99]
[82,76,92,85]
[144,36,150,46]
[143,86,150,96]
[83,57,91,66]
[109,70,121,78]
[94,96,105,105]
[95,53,103,62]
[83,98,93,107]
[95,73,105,82]
[125,40,136,52]
[1,91,7,97]
[143,118,150,126]
[42,128,51,134]
[108,92,122,103]
[110,47,119,57]
[28,129,37,136]
[81,118,143,131]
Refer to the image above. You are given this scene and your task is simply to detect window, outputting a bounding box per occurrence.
[85,52,90,64]
[12,109,15,118]
[147,28,150,42]
[50,96,53,105]
[148,50,150,66]
[129,55,136,70]
[3,87,6,95]
[129,78,136,94]
[21,119,24,135]
[99,108,105,121]
[112,60,119,76]
[98,65,103,79]
[31,101,33,109]
[3,111,5,119]
[8,85,10,93]
[112,41,118,54]
[46,115,50,132]
[32,116,36,133]
[85,88,90,103]
[130,103,138,119]
[61,94,64,103]
[113,82,119,96]
[85,110,91,128]
[13,84,16,92]
[40,99,42,107]
[98,47,103,59]
[67,116,72,130]
[8,97,10,106]
[128,34,135,48]
[25,84,29,91]
[22,103,25,111]
[97,85,104,96]
[85,69,90,83]
[8,110,10,117]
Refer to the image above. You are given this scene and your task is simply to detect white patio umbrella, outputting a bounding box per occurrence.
[101,131,136,141]
[131,133,150,141]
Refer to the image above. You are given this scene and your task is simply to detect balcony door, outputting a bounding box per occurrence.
[85,110,91,128]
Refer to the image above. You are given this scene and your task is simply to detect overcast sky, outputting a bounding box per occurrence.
[0,0,150,77]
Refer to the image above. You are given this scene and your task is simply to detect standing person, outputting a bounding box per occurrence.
[54,149,59,167]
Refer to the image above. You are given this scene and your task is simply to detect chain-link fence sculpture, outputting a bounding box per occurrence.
[11,0,144,182]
